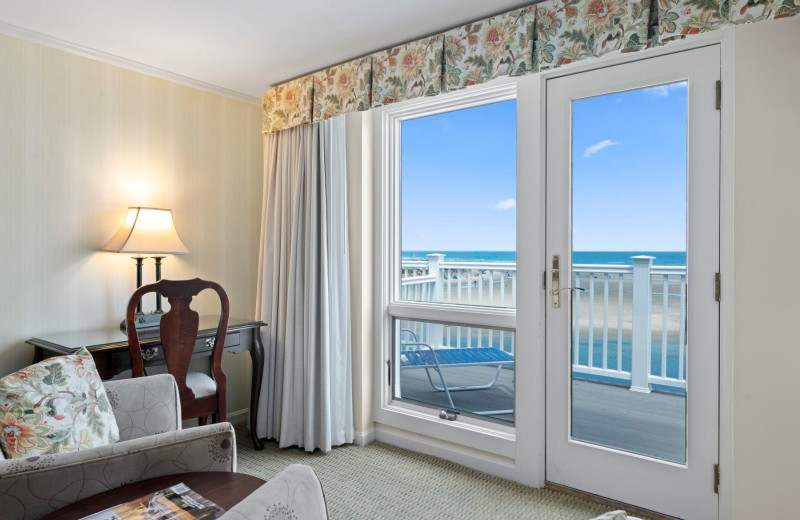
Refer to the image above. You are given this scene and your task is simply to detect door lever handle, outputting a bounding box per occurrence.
[551,254,585,308]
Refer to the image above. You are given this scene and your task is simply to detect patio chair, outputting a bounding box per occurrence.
[399,329,514,416]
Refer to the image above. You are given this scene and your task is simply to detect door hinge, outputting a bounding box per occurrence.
[715,80,722,110]
[387,360,392,386]
[543,270,547,290]
[715,272,721,302]
[714,464,720,494]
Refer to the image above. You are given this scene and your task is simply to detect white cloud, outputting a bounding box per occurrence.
[645,82,686,97]
[490,198,516,211]
[584,140,619,157]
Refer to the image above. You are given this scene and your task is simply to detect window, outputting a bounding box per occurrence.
[377,85,518,426]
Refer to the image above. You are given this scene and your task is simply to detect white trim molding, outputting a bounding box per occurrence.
[226,408,250,426]
[354,428,376,446]
[0,20,260,105]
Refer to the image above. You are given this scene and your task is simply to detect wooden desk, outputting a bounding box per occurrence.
[39,471,266,520]
[26,316,267,450]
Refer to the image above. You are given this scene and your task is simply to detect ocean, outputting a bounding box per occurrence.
[402,251,687,266]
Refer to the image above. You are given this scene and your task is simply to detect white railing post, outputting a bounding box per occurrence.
[630,256,654,393]
[428,253,445,346]
[427,254,445,303]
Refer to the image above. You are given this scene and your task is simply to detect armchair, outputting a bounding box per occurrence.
[0,374,236,520]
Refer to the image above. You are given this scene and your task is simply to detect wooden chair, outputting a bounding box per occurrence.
[125,278,229,425]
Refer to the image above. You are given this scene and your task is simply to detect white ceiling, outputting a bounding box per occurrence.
[0,0,530,100]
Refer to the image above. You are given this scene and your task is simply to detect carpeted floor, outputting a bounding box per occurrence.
[234,426,633,520]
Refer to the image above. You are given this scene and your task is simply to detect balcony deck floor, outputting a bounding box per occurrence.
[400,365,686,463]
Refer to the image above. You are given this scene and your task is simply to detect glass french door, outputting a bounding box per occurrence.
[545,46,720,519]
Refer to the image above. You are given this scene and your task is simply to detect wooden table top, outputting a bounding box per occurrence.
[40,471,266,520]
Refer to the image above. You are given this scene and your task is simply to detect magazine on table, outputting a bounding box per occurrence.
[79,482,226,520]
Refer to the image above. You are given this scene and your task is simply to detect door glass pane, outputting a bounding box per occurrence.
[570,82,687,463]
[400,100,516,308]
[395,318,515,423]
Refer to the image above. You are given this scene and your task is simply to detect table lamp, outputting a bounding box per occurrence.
[101,207,190,329]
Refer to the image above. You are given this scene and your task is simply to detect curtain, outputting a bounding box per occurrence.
[256,116,353,453]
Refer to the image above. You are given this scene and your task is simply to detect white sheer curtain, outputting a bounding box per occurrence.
[256,116,353,453]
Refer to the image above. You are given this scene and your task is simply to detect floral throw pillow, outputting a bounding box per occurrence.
[0,347,119,458]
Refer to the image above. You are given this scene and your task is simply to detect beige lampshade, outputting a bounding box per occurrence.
[101,207,190,254]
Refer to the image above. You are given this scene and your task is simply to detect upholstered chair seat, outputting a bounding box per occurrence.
[186,371,218,398]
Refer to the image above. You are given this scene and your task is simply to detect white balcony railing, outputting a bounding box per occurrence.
[401,253,686,392]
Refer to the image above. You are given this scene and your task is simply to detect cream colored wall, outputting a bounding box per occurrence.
[733,16,800,519]
[345,111,374,438]
[0,33,263,415]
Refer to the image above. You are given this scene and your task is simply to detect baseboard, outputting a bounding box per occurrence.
[544,482,677,520]
[354,427,376,446]
[375,423,516,481]
[226,408,249,426]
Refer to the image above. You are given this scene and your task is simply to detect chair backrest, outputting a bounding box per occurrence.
[125,278,229,414]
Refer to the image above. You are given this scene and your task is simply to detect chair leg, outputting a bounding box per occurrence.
[198,416,208,426]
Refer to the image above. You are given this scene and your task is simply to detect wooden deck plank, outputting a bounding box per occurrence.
[399,366,686,463]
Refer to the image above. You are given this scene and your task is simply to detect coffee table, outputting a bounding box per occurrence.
[40,471,266,520]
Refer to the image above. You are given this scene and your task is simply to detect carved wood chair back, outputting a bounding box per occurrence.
[125,278,229,423]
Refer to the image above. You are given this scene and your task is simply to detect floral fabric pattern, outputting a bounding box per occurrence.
[535,0,651,70]
[262,76,314,134]
[0,348,119,458]
[444,6,536,92]
[371,35,444,107]
[313,58,371,121]
[729,0,800,23]
[648,0,728,43]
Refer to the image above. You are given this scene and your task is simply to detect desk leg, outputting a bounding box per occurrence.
[33,346,44,364]
[250,328,265,450]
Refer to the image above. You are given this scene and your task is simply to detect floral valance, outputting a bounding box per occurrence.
[262,0,797,134]
[649,0,798,44]
[313,57,372,121]
[261,76,313,134]
[443,6,535,92]
[371,35,444,107]
[535,0,650,70]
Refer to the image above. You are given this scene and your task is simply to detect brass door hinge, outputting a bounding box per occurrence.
[715,273,721,302]
[714,464,720,494]
[715,80,722,110]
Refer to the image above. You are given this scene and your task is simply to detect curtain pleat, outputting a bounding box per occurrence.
[257,117,353,453]
[312,58,372,122]
[443,5,536,92]
[370,34,444,107]
[261,75,314,134]
[535,0,651,71]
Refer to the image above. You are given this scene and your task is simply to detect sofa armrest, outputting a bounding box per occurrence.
[220,464,328,520]
[105,373,181,441]
[0,422,235,520]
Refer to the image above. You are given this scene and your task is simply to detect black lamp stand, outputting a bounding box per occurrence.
[152,255,165,313]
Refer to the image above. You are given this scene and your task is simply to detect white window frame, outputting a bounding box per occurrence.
[372,80,520,459]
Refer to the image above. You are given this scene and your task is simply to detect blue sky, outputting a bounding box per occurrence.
[401,83,687,252]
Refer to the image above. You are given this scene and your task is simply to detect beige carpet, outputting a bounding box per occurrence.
[235,426,633,520]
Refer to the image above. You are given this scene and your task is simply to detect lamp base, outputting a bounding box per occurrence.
[119,312,163,333]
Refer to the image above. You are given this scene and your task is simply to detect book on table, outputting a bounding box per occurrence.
[79,483,225,520]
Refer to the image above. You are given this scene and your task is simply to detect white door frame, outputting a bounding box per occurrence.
[523,29,735,517]
[369,29,735,518]
[546,44,720,518]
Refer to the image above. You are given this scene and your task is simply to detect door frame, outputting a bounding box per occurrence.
[525,29,735,517]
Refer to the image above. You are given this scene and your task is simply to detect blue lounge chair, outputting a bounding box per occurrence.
[399,329,514,416]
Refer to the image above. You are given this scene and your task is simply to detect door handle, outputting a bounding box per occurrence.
[551,255,585,308]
